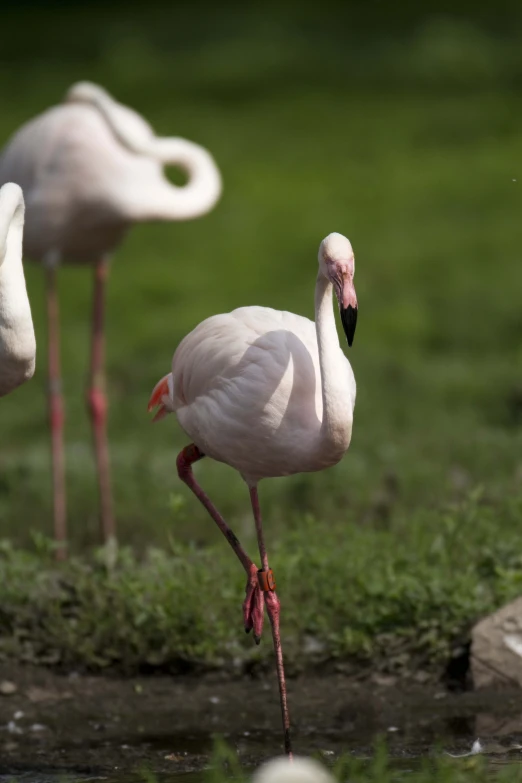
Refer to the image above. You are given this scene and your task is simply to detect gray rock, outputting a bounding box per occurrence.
[471,596,522,688]
[0,681,17,696]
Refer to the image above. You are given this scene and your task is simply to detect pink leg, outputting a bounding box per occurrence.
[250,486,293,758]
[87,258,115,545]
[45,264,67,561]
[177,445,264,641]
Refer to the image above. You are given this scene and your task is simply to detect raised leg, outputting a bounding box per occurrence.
[250,485,293,758]
[87,257,115,545]
[45,263,67,561]
[176,444,264,641]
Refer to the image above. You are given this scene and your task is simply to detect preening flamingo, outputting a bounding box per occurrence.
[0,183,36,397]
[0,82,222,557]
[148,232,358,756]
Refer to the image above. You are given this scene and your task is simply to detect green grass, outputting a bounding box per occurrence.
[1,3,522,673]
[204,740,522,783]
[2,489,522,672]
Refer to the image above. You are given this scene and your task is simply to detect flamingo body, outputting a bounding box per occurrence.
[0,103,140,263]
[162,305,355,483]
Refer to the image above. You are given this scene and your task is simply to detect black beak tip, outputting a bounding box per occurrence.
[341,305,358,347]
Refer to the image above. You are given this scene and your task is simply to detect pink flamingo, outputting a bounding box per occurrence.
[0,82,222,557]
[148,232,358,756]
[0,183,36,397]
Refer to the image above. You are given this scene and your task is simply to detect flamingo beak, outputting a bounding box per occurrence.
[148,375,171,422]
[339,276,358,347]
[340,303,358,347]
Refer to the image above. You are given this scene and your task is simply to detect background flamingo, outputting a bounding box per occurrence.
[0,183,36,397]
[148,232,358,756]
[0,82,222,557]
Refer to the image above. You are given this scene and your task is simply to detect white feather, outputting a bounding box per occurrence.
[0,183,36,396]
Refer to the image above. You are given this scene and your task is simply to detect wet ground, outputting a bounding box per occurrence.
[1,664,522,781]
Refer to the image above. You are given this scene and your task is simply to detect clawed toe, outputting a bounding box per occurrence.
[243,563,264,643]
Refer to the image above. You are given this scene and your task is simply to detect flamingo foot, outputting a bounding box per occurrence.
[243,563,264,643]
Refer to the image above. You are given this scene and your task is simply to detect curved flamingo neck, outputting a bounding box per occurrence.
[0,183,24,269]
[66,82,222,221]
[0,183,36,394]
[147,137,222,220]
[314,271,353,446]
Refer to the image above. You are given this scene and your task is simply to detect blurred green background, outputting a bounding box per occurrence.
[1,0,522,555]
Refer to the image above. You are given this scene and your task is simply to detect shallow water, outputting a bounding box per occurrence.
[1,666,522,781]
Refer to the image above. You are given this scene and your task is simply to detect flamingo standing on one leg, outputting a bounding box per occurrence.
[148,232,358,756]
[0,82,222,557]
[0,182,36,396]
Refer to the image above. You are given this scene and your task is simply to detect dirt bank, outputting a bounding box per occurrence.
[1,664,522,779]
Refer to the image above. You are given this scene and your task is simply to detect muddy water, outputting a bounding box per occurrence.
[1,665,522,781]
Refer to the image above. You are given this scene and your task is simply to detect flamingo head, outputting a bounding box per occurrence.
[318,232,358,347]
